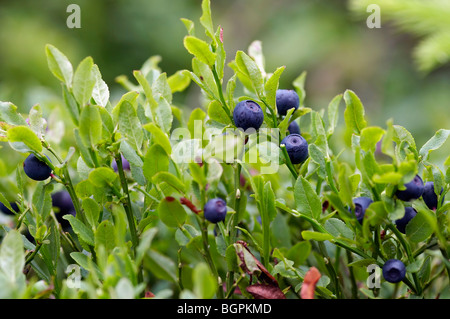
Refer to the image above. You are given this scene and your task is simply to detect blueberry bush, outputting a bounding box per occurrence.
[0,0,449,299]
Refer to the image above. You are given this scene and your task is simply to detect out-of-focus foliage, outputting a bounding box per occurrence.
[0,0,449,158]
[350,0,450,73]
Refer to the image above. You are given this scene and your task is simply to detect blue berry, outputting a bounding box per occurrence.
[0,202,19,216]
[281,134,308,164]
[288,120,301,135]
[351,197,373,224]
[276,89,300,116]
[395,175,424,201]
[395,206,417,234]
[23,154,52,181]
[51,191,76,229]
[233,100,264,132]
[203,198,227,223]
[112,155,130,172]
[422,181,444,210]
[382,259,406,283]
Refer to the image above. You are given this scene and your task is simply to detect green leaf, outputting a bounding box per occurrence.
[324,218,354,240]
[82,197,100,229]
[153,172,185,194]
[192,262,216,299]
[63,215,95,246]
[157,197,187,228]
[143,122,172,155]
[419,129,450,161]
[327,94,342,137]
[406,202,437,243]
[91,64,109,107]
[143,144,169,182]
[144,250,177,283]
[183,36,217,67]
[167,70,191,93]
[88,167,118,189]
[72,56,96,106]
[0,230,25,283]
[118,101,144,152]
[7,125,42,153]
[207,100,231,125]
[292,71,307,106]
[235,50,264,97]
[264,66,286,111]
[95,220,116,254]
[301,231,333,241]
[294,176,322,220]
[45,44,73,86]
[79,105,102,148]
[360,126,385,152]
[180,18,195,36]
[0,102,27,126]
[343,89,367,141]
[199,0,215,40]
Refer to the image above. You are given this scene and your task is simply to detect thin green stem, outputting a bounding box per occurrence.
[280,144,298,180]
[115,154,139,255]
[211,66,233,124]
[25,242,43,265]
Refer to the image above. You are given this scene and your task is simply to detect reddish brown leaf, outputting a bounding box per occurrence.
[180,197,201,214]
[246,283,286,299]
[300,267,321,299]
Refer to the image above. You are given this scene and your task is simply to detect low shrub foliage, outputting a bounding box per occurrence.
[0,1,449,299]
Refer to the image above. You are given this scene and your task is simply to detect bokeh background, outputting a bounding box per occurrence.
[1,0,449,159]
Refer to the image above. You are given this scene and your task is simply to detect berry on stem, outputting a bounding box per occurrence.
[51,191,76,229]
[288,120,301,135]
[23,153,52,181]
[203,198,227,223]
[395,206,417,234]
[382,259,406,283]
[281,134,308,164]
[233,100,264,132]
[395,175,424,201]
[0,202,19,216]
[351,197,373,224]
[422,181,444,210]
[276,89,300,116]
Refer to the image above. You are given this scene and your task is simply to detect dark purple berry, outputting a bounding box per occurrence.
[0,202,19,216]
[276,89,300,116]
[351,197,373,224]
[395,175,424,201]
[382,259,406,283]
[281,134,308,164]
[288,121,301,135]
[112,155,130,172]
[422,182,444,210]
[51,191,76,229]
[233,100,264,132]
[203,198,227,223]
[395,206,417,234]
[23,154,52,181]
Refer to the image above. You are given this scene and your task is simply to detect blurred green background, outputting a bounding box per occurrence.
[0,0,449,155]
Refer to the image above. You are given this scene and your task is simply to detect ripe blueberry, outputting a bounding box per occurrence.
[203,198,227,223]
[51,191,76,229]
[281,134,308,164]
[288,120,301,135]
[422,181,444,210]
[351,197,373,224]
[233,100,264,132]
[0,202,19,216]
[112,155,130,172]
[395,206,417,234]
[276,89,300,116]
[382,259,406,283]
[23,154,52,181]
[395,175,424,201]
